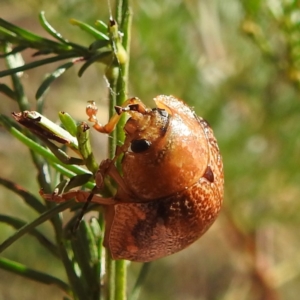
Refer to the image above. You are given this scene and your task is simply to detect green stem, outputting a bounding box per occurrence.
[103,1,131,300]
[104,59,118,300]
[106,252,116,300]
[115,260,127,300]
[114,2,132,300]
[115,2,130,107]
[104,67,118,300]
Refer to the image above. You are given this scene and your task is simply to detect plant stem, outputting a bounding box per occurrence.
[115,260,127,300]
[114,2,132,300]
[104,62,118,300]
[106,252,116,300]
[104,1,132,300]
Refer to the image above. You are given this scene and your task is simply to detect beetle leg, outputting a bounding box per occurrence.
[40,188,116,205]
[86,101,121,133]
[40,156,129,206]
[97,158,133,198]
[86,98,148,134]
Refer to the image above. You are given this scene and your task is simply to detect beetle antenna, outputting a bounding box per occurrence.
[72,189,96,232]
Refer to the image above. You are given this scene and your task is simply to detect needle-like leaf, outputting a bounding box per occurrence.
[0,257,70,292]
[35,61,75,100]
[0,200,76,253]
[78,50,112,77]
[0,177,46,214]
[39,11,70,44]
[0,214,59,258]
[0,83,16,100]
[0,52,79,78]
[70,19,109,41]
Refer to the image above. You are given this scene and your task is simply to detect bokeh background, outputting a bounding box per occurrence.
[1,0,300,299]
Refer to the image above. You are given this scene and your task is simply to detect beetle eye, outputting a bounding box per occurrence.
[131,139,151,153]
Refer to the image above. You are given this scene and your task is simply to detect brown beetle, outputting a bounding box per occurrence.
[41,95,224,262]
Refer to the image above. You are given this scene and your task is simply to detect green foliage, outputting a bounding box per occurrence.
[0,0,300,300]
[0,2,131,300]
[0,11,119,100]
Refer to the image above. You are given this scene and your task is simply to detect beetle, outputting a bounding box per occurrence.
[41,95,224,262]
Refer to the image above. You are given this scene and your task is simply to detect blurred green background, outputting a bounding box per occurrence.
[1,0,300,299]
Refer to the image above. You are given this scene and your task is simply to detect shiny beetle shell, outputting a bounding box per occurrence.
[103,95,224,262]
